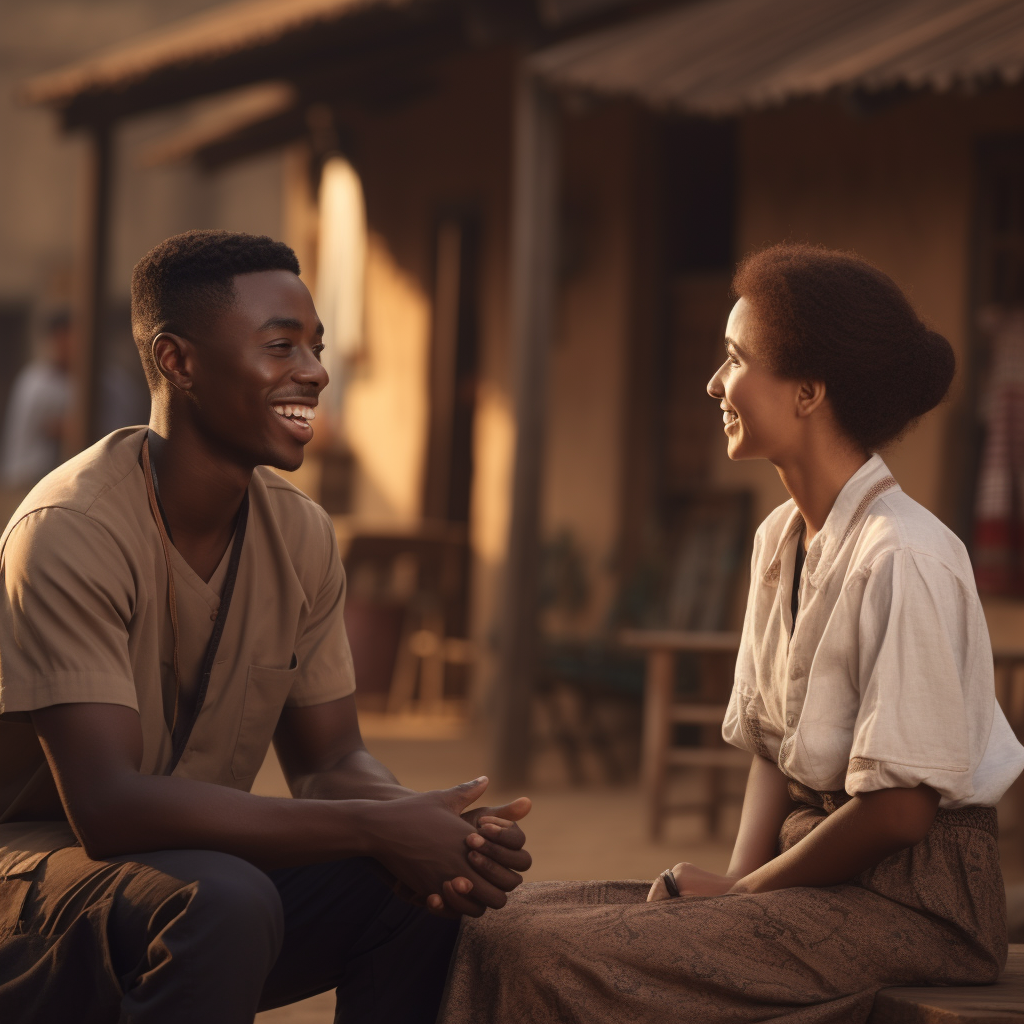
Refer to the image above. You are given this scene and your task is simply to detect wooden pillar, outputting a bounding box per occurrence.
[492,70,559,788]
[68,122,113,455]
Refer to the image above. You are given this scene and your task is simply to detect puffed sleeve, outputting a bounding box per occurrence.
[845,548,993,804]
[0,509,137,715]
[284,507,356,707]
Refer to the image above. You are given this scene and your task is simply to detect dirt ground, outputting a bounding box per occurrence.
[254,713,1024,1023]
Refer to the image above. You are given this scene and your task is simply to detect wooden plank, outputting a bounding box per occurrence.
[67,123,112,456]
[665,748,751,768]
[869,946,1024,1023]
[641,651,674,790]
[669,703,729,724]
[492,70,560,788]
[619,628,741,653]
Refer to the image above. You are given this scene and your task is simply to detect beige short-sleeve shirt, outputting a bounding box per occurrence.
[0,427,355,870]
[723,454,1024,809]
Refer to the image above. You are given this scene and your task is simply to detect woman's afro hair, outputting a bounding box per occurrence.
[732,243,955,451]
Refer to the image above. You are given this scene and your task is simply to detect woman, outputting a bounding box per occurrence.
[439,244,1024,1024]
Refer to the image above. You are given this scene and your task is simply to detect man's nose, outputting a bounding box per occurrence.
[295,348,329,391]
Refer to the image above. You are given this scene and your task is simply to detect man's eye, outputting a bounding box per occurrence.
[313,344,325,360]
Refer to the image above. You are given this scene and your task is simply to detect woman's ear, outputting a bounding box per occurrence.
[795,379,827,418]
[152,332,194,392]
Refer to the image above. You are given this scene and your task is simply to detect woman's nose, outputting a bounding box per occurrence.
[707,364,726,399]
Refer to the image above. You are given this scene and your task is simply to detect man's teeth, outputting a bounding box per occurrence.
[273,404,315,421]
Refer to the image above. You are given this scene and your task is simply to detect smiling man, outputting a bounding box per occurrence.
[0,231,530,1023]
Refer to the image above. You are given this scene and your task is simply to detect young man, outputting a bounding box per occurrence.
[0,231,531,1023]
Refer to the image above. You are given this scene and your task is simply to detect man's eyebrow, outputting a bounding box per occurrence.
[257,316,324,336]
[725,338,746,357]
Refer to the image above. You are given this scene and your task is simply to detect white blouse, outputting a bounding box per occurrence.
[723,455,1024,808]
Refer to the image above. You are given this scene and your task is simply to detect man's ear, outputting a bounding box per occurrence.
[795,379,827,419]
[152,332,195,392]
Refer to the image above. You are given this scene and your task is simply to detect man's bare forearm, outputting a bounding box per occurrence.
[729,784,940,894]
[76,771,384,868]
[287,746,410,802]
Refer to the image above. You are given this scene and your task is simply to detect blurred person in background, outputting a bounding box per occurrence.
[0,309,73,488]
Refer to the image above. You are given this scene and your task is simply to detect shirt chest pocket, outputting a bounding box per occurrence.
[231,664,299,782]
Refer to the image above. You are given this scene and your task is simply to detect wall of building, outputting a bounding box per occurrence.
[544,101,639,634]
[724,85,1024,646]
[0,0,226,320]
[331,47,516,696]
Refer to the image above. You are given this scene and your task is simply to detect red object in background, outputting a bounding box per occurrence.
[974,311,1024,597]
[343,599,404,702]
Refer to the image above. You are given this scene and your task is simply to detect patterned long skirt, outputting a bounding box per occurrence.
[438,790,1007,1024]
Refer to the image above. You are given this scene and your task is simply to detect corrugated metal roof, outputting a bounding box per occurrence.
[532,0,1024,115]
[22,0,419,108]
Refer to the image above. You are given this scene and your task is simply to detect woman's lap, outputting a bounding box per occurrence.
[440,814,1007,1024]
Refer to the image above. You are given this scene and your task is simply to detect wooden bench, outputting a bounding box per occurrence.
[868,945,1024,1022]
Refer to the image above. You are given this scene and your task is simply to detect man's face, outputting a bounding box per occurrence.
[186,270,329,472]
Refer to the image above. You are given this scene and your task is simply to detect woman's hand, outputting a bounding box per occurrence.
[647,862,735,901]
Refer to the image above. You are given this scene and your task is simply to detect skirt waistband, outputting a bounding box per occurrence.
[787,781,999,839]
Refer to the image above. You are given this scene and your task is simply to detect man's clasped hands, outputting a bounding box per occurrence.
[375,776,533,919]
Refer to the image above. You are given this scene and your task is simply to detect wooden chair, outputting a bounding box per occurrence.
[340,522,471,714]
[535,490,752,789]
[621,629,748,839]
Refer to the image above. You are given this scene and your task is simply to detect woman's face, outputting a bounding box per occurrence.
[707,297,804,462]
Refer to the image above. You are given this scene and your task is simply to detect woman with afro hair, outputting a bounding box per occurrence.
[439,244,1024,1024]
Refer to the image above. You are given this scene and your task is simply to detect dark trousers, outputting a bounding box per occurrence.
[0,845,459,1024]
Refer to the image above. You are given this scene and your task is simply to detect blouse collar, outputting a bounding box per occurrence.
[762,455,900,588]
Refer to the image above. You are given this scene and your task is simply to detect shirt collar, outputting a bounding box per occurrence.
[762,455,900,588]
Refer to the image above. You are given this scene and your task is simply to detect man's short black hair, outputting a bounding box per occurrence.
[131,229,301,390]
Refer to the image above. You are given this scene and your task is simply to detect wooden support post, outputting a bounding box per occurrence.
[642,650,674,840]
[68,122,113,455]
[492,70,559,788]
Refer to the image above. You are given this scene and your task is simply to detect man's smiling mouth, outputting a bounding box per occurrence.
[272,403,316,423]
[272,403,316,439]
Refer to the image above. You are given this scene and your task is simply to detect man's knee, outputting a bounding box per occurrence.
[125,849,284,960]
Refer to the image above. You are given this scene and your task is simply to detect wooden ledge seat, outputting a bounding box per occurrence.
[868,945,1024,1022]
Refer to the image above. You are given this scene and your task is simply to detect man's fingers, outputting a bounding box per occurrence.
[467,849,524,892]
[465,833,532,872]
[426,893,461,919]
[446,776,490,813]
[478,820,526,851]
[441,879,486,918]
[457,867,508,910]
[484,797,532,822]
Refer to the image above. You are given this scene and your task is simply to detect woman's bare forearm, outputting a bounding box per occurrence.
[730,784,940,894]
[727,755,799,879]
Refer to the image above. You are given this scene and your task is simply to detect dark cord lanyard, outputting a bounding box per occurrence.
[141,435,249,774]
